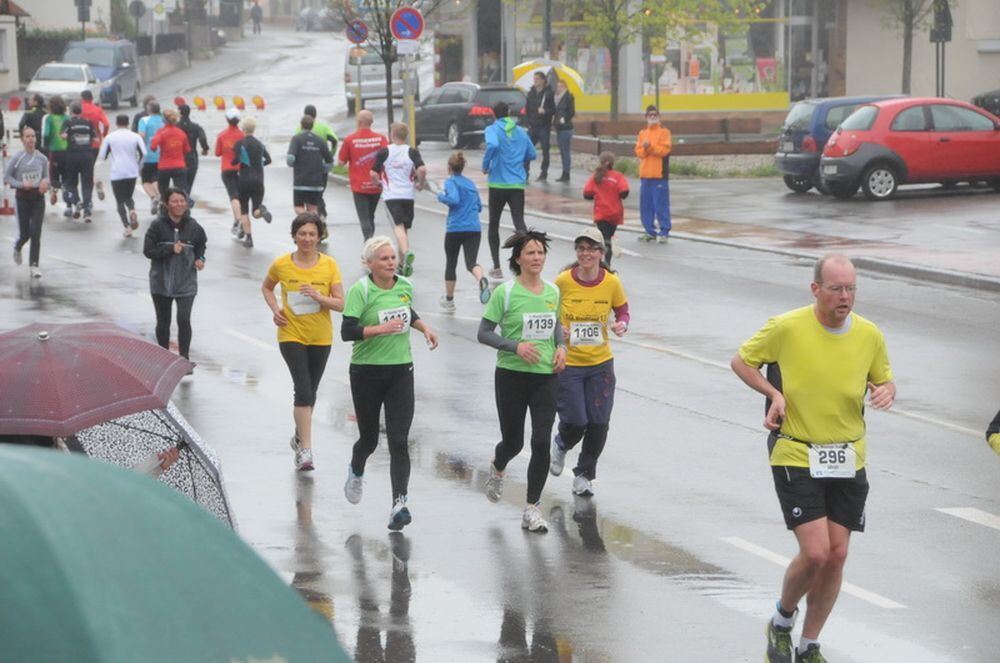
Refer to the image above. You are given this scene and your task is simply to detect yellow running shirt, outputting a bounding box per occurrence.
[266,253,343,346]
[738,305,893,469]
[555,268,627,367]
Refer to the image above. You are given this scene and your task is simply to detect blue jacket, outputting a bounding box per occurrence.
[481,117,535,189]
[437,174,482,233]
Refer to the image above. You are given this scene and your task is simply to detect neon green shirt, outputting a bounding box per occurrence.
[343,275,414,365]
[483,279,560,374]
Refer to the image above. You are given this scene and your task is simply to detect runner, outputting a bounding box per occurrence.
[341,235,439,530]
[478,229,566,533]
[6,126,50,279]
[142,186,208,364]
[370,122,425,276]
[79,90,110,203]
[178,104,209,198]
[988,409,1000,456]
[337,109,387,241]
[97,113,146,237]
[261,213,345,471]
[287,114,333,217]
[436,151,489,312]
[18,94,46,138]
[482,102,535,280]
[214,108,245,236]
[231,117,272,248]
[132,95,156,132]
[730,254,895,663]
[549,227,629,497]
[60,102,97,222]
[137,101,166,215]
[40,95,68,211]
[299,105,339,221]
[582,151,629,267]
[150,109,191,204]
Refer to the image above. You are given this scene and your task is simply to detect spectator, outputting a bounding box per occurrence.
[552,78,575,183]
[634,104,672,243]
[525,71,555,181]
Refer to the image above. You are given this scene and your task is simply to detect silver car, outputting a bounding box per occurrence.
[26,62,103,102]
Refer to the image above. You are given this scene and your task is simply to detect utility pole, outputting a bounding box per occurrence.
[542,0,551,58]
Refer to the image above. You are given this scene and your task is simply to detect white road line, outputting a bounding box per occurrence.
[223,328,275,351]
[935,507,1000,532]
[887,409,982,438]
[721,536,907,610]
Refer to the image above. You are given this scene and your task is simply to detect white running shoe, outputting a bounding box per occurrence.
[572,474,594,497]
[289,433,300,453]
[439,296,456,313]
[123,227,133,238]
[344,465,364,504]
[521,504,549,533]
[485,462,504,503]
[294,448,314,471]
[549,435,566,476]
[488,267,504,280]
[96,181,105,201]
[30,267,42,279]
[128,209,139,229]
[388,496,412,531]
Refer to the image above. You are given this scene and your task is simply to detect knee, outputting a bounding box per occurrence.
[800,543,831,571]
[826,541,850,570]
[559,422,587,439]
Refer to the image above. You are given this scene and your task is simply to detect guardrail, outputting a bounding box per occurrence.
[570,134,776,157]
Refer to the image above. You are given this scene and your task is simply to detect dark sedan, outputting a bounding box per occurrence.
[415,83,525,149]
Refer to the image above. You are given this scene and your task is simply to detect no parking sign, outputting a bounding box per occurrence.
[389,7,423,41]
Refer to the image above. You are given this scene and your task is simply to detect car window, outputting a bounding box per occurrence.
[421,88,442,106]
[890,106,928,131]
[36,65,85,81]
[782,102,816,130]
[475,89,526,106]
[63,45,116,68]
[840,105,878,130]
[439,89,468,104]
[931,105,996,131]
[351,52,384,66]
[824,104,859,130]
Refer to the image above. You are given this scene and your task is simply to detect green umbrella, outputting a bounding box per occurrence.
[0,446,350,663]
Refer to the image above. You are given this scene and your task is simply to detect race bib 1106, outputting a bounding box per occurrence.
[569,321,604,346]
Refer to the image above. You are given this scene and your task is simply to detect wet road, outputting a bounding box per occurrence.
[3,28,1000,662]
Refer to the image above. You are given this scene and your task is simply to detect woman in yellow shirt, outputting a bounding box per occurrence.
[262,213,345,470]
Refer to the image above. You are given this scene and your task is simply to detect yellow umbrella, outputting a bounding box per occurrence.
[512,59,586,97]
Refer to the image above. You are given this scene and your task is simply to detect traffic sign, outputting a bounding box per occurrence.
[396,39,418,55]
[128,0,145,18]
[346,19,368,44]
[390,7,423,41]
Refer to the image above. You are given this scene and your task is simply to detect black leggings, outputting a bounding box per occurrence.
[63,150,94,209]
[487,188,526,269]
[111,178,137,227]
[152,294,195,359]
[185,156,199,194]
[350,363,415,501]
[158,168,188,201]
[279,342,331,407]
[444,231,481,281]
[14,194,45,267]
[352,192,380,240]
[238,176,265,216]
[596,220,617,267]
[493,367,557,504]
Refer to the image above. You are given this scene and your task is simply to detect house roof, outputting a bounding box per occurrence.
[0,0,31,17]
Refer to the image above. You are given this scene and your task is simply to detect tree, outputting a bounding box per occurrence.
[872,0,954,94]
[569,0,764,119]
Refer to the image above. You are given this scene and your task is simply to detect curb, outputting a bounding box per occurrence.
[177,67,248,94]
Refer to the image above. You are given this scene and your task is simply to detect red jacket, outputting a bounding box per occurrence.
[583,168,630,224]
[338,128,388,193]
[80,100,110,148]
[150,124,191,170]
[215,126,244,172]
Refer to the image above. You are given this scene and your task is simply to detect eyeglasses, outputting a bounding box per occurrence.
[575,245,603,253]
[820,284,857,294]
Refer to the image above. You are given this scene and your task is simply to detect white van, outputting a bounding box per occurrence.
[344,47,419,114]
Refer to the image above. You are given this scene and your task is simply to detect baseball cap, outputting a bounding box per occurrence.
[574,227,605,248]
[225,108,241,121]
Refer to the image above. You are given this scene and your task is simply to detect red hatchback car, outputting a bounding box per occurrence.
[819,97,1000,200]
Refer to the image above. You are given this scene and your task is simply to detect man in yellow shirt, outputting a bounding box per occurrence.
[634,105,672,243]
[731,254,896,663]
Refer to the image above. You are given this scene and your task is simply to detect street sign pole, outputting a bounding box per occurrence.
[346,20,369,116]
[356,59,363,116]
[389,8,423,147]
[405,54,416,147]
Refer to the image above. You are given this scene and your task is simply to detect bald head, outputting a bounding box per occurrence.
[357,109,374,128]
[813,254,855,284]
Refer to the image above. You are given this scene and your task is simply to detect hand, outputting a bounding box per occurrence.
[764,392,786,430]
[157,447,181,471]
[424,328,439,350]
[611,321,628,337]
[39,180,50,194]
[272,308,288,326]
[643,140,651,149]
[173,241,184,254]
[867,381,895,410]
[299,283,320,301]
[381,319,406,335]
[516,342,541,364]
[553,346,567,373]
[194,259,205,271]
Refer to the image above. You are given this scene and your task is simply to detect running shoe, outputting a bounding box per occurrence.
[63,206,74,219]
[294,447,314,471]
[237,227,246,240]
[151,200,159,216]
[488,267,504,280]
[521,504,549,533]
[96,181,105,201]
[795,645,826,663]
[260,205,272,223]
[123,227,133,238]
[439,296,456,313]
[478,277,491,304]
[657,235,669,244]
[402,250,415,277]
[637,234,654,242]
[30,267,42,279]
[73,205,81,219]
[243,235,254,248]
[129,209,139,229]
[83,208,92,223]
[485,462,504,503]
[49,189,58,205]
[549,436,566,476]
[12,243,21,265]
[388,496,412,531]
[344,465,364,504]
[289,433,301,454]
[765,620,795,663]
[572,474,594,497]
[231,220,240,236]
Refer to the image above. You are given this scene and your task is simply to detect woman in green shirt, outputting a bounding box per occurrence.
[341,236,438,531]
[477,229,566,533]
[40,95,68,209]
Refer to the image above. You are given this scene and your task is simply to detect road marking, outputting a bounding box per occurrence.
[721,537,907,609]
[886,409,981,438]
[223,328,275,351]
[936,507,1000,532]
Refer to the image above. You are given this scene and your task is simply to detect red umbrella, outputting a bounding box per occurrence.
[0,322,193,437]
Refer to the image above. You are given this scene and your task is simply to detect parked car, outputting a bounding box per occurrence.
[344,47,419,113]
[774,95,902,193]
[61,38,141,109]
[820,97,1000,200]
[972,88,1000,117]
[26,62,102,102]
[415,82,526,148]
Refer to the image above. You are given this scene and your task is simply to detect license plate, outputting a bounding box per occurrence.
[781,141,794,152]
[822,165,837,175]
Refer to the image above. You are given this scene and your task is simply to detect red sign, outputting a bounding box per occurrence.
[390,7,423,41]
[346,19,368,45]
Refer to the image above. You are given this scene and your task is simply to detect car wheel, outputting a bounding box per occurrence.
[447,122,464,149]
[109,88,120,110]
[783,174,813,193]
[130,85,139,108]
[991,178,1000,193]
[813,177,830,196]
[861,163,898,201]
[829,181,859,200]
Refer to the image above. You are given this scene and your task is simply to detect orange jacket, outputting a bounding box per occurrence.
[634,124,672,179]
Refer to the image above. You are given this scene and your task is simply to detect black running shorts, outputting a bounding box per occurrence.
[385,198,415,229]
[294,189,322,207]
[772,465,869,532]
[221,170,240,200]
[140,162,159,184]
